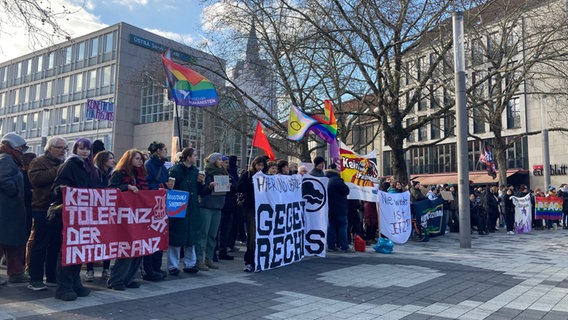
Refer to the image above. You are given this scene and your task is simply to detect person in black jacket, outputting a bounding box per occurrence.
[51,138,98,301]
[326,164,353,253]
[237,156,267,272]
[218,155,239,260]
[483,186,500,233]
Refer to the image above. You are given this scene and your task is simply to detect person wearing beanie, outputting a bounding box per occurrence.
[0,133,29,285]
[310,156,326,177]
[196,152,232,271]
[92,140,105,157]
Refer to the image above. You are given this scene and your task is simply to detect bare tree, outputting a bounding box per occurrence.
[461,0,568,185]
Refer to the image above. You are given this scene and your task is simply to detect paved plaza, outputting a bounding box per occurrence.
[2,229,568,320]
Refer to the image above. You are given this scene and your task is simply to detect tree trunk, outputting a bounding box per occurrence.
[390,138,409,186]
[494,144,507,187]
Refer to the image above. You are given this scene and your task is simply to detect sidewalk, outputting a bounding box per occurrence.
[2,229,568,319]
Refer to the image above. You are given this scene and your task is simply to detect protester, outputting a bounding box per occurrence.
[27,136,67,291]
[238,156,267,272]
[85,150,116,281]
[289,162,298,175]
[362,201,378,245]
[196,153,232,270]
[557,184,568,229]
[326,164,354,253]
[107,149,148,290]
[277,160,289,175]
[309,156,326,177]
[0,133,29,285]
[298,165,308,175]
[410,181,427,203]
[21,152,36,272]
[387,181,403,193]
[142,141,174,281]
[483,186,500,233]
[218,155,239,260]
[52,138,98,301]
[266,161,278,175]
[167,148,203,275]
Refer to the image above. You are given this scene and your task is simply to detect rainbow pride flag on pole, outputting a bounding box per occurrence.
[161,49,218,107]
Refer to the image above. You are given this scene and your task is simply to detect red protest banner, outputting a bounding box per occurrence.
[61,187,168,266]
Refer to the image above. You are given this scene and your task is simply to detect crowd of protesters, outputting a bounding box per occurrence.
[2,131,567,301]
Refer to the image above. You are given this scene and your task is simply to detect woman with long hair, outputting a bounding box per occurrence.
[142,141,174,281]
[85,150,115,282]
[237,156,267,272]
[106,149,147,290]
[51,138,98,301]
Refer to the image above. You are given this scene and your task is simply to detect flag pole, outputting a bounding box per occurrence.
[174,102,182,150]
[247,123,255,168]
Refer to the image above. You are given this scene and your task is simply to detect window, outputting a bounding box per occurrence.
[23,87,30,103]
[21,114,27,130]
[73,105,81,123]
[64,46,72,65]
[487,32,500,60]
[431,117,441,139]
[102,66,112,87]
[417,57,424,81]
[37,56,43,72]
[77,42,85,61]
[60,107,68,125]
[473,107,485,133]
[507,97,521,129]
[1,67,6,82]
[140,77,171,124]
[45,81,53,98]
[25,59,32,75]
[406,118,414,142]
[75,73,83,92]
[104,33,113,53]
[16,62,22,78]
[33,84,40,101]
[471,38,484,66]
[13,89,20,105]
[418,116,427,141]
[0,93,4,109]
[47,53,54,69]
[90,38,99,57]
[62,76,70,95]
[444,115,455,137]
[88,70,97,89]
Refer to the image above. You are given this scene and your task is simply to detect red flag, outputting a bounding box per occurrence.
[252,121,275,160]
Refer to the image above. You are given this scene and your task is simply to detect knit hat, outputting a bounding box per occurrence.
[208,152,223,164]
[221,155,229,161]
[1,132,28,151]
[313,156,326,167]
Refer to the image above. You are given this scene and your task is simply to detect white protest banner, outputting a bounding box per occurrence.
[339,141,379,202]
[254,172,305,271]
[301,174,328,257]
[378,190,412,244]
[511,194,532,234]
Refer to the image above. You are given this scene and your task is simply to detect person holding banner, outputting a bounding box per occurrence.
[196,153,231,271]
[238,156,267,272]
[51,138,98,301]
[142,141,174,281]
[167,147,203,275]
[106,149,148,291]
[85,150,116,281]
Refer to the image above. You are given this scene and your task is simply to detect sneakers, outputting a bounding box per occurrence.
[85,270,95,282]
[108,283,125,291]
[182,266,199,274]
[0,278,6,286]
[205,259,219,269]
[142,272,163,282]
[507,231,515,235]
[27,281,47,291]
[75,286,91,297]
[8,273,30,283]
[195,261,209,271]
[102,269,111,280]
[168,268,180,276]
[243,264,254,272]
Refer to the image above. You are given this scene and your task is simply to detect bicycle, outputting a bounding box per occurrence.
[411,214,429,242]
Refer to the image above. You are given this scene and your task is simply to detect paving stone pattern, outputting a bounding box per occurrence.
[2,230,568,319]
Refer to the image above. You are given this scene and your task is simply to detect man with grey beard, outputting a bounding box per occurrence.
[27,137,67,291]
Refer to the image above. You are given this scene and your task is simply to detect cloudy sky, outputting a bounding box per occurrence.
[0,0,207,62]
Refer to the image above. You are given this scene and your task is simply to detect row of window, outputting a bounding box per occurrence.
[0,64,115,115]
[1,103,113,138]
[0,31,116,86]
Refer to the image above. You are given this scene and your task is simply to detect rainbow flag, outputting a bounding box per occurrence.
[311,99,338,138]
[161,49,218,107]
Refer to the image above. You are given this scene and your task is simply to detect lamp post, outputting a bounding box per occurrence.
[453,11,471,248]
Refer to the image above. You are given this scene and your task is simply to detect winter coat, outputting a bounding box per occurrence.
[237,170,256,211]
[168,162,203,246]
[28,153,63,211]
[145,155,169,190]
[0,152,27,246]
[326,170,350,217]
[52,156,98,201]
[199,164,232,210]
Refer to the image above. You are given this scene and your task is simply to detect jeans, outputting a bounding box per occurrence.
[28,211,60,283]
[218,206,235,254]
[328,215,349,250]
[196,208,221,261]
[167,245,196,270]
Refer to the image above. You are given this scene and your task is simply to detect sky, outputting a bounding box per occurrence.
[0,0,208,62]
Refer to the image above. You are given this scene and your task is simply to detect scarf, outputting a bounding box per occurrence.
[120,167,149,190]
